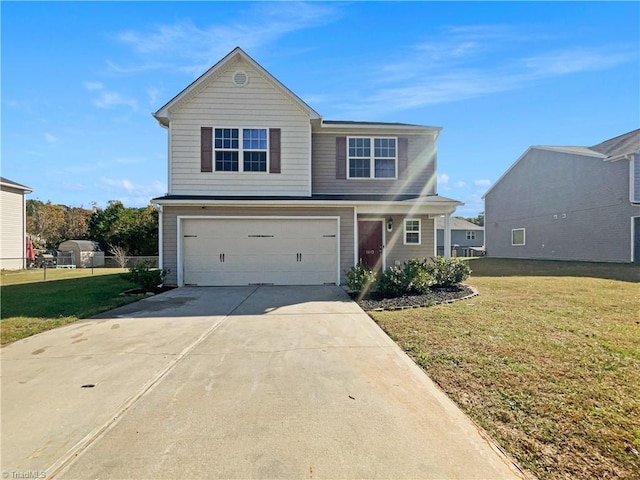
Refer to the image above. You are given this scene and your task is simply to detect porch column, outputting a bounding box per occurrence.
[444,213,452,259]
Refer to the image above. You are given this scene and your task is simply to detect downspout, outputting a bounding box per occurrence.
[157,204,163,270]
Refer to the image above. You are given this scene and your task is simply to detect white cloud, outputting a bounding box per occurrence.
[331,23,636,119]
[437,173,450,184]
[83,81,104,91]
[453,181,467,188]
[474,179,491,187]
[84,80,137,110]
[100,177,164,197]
[92,91,138,110]
[112,2,339,76]
[44,133,58,144]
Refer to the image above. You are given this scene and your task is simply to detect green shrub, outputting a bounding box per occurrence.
[401,258,434,294]
[377,259,434,297]
[345,261,377,295]
[123,261,167,292]
[376,266,406,297]
[426,257,471,287]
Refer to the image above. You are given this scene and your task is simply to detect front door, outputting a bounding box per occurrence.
[358,220,383,270]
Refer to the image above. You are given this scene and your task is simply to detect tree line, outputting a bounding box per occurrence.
[26,200,158,256]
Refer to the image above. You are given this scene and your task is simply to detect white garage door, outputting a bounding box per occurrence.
[181,217,338,286]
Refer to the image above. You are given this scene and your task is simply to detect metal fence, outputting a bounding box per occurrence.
[1,256,159,271]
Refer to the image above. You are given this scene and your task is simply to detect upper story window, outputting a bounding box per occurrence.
[214,128,267,172]
[348,137,397,179]
[466,231,476,240]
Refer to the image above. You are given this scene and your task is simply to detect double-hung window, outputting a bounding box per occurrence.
[214,128,267,172]
[466,231,476,240]
[404,219,421,245]
[348,137,397,179]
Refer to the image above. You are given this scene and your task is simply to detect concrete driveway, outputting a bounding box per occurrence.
[2,286,525,479]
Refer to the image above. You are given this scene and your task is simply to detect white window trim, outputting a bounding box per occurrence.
[404,218,421,245]
[466,231,476,240]
[213,127,269,173]
[631,155,640,204]
[511,228,526,246]
[346,136,398,180]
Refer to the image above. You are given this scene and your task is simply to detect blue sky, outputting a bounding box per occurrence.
[2,1,639,217]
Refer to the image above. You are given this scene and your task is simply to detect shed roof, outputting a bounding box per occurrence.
[59,240,99,251]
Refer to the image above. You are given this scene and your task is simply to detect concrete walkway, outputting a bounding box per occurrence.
[1,286,525,479]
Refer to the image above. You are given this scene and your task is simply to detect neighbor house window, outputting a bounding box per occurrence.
[214,128,267,172]
[512,228,526,246]
[348,137,397,179]
[466,231,476,240]
[404,219,421,245]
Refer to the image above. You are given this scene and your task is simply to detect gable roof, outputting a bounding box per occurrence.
[434,216,483,231]
[0,177,33,193]
[153,47,321,127]
[483,129,640,199]
[589,128,640,159]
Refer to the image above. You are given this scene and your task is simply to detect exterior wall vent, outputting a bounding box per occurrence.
[233,71,249,87]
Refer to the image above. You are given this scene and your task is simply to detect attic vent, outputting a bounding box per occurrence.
[233,71,248,87]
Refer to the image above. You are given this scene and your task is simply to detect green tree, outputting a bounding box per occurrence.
[88,201,158,255]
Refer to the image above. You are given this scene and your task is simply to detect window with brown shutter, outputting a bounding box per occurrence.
[336,136,347,179]
[398,137,408,177]
[201,127,213,172]
[269,128,281,173]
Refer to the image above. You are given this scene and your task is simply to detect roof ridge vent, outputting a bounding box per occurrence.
[233,70,249,87]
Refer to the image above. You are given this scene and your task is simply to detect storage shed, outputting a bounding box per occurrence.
[58,240,105,268]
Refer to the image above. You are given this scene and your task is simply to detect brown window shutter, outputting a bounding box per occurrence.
[336,136,347,179]
[269,128,281,173]
[398,137,408,176]
[201,127,213,172]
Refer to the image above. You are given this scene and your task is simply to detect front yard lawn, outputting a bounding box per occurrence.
[1,271,140,345]
[370,258,640,480]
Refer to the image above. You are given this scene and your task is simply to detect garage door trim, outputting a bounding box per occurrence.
[177,215,341,286]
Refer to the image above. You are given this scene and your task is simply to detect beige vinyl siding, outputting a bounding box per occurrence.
[161,205,354,286]
[358,214,435,267]
[0,186,25,270]
[168,57,311,196]
[312,133,437,195]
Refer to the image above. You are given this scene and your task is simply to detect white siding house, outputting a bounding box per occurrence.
[0,177,33,270]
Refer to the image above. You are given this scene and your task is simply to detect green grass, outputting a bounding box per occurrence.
[1,269,141,344]
[370,258,640,480]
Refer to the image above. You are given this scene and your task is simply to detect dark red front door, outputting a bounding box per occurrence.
[358,221,383,270]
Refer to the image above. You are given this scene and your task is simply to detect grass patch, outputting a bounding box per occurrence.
[1,271,140,345]
[370,258,640,480]
[1,267,128,286]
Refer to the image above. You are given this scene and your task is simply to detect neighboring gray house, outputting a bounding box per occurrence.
[0,177,32,270]
[152,47,462,286]
[483,129,640,263]
[435,217,484,257]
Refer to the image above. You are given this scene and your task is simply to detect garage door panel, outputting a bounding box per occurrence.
[182,218,338,286]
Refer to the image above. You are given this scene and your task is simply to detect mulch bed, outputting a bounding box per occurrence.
[352,284,477,311]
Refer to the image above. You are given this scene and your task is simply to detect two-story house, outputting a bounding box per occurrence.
[152,48,462,286]
[483,129,640,263]
[435,216,484,257]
